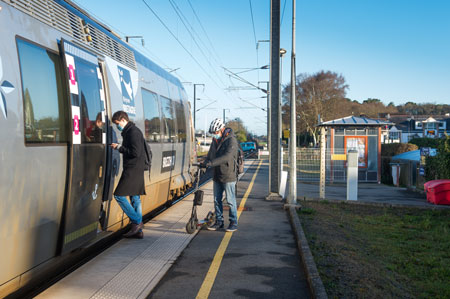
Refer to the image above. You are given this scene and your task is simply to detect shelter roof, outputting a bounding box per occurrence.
[392,150,420,162]
[318,116,392,127]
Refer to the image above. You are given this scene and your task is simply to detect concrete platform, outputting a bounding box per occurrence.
[148,160,311,299]
[36,160,254,299]
[296,181,450,208]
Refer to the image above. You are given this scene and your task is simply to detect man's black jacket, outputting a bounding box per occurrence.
[206,128,238,183]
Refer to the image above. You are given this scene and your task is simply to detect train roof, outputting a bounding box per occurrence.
[55,0,184,89]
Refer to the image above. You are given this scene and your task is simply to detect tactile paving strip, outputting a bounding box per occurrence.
[90,191,214,299]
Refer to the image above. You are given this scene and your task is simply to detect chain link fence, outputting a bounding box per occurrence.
[283,148,347,182]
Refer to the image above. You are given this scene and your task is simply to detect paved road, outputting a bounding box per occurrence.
[148,161,311,299]
[296,181,450,208]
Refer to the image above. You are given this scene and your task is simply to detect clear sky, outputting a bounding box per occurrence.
[72,0,450,136]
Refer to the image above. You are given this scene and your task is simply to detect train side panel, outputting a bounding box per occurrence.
[0,3,68,287]
[0,0,196,296]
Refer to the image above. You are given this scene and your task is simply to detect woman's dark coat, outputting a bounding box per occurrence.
[114,122,146,196]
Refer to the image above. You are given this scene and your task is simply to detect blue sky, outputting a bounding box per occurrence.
[72,0,450,136]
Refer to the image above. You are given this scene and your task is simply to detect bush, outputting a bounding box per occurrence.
[425,135,450,180]
[409,137,441,149]
[381,143,418,157]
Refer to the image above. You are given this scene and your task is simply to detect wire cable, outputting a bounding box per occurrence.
[187,0,224,66]
[248,0,257,47]
[141,0,224,91]
[281,0,287,26]
[168,0,228,89]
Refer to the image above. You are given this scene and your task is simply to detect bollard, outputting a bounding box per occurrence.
[347,150,358,201]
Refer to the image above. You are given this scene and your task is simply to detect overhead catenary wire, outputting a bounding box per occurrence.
[248,0,260,82]
[168,0,220,68]
[72,0,177,73]
[168,0,228,89]
[281,0,287,25]
[141,0,225,92]
[248,0,258,48]
[187,0,224,67]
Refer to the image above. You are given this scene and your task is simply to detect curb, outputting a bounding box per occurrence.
[287,206,328,299]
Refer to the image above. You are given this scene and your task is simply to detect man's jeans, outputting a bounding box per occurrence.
[114,195,142,224]
[213,181,237,224]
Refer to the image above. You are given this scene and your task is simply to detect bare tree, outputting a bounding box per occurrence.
[283,70,349,145]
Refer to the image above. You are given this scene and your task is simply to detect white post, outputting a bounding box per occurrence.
[319,127,326,199]
[347,150,358,201]
[287,0,297,204]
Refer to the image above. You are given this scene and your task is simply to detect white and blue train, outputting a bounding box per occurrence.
[0,0,198,296]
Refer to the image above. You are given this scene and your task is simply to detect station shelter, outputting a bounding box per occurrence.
[318,116,391,183]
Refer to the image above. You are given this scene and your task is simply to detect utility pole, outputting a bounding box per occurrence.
[193,83,204,130]
[223,108,230,123]
[267,0,281,199]
[288,0,297,204]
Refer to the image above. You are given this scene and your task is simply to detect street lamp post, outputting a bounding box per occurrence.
[193,83,204,130]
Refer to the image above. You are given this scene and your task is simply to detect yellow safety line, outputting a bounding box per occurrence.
[196,160,263,299]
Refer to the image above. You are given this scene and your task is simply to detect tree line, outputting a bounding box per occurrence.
[281,70,450,146]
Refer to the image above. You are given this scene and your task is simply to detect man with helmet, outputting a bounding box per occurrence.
[201,118,239,232]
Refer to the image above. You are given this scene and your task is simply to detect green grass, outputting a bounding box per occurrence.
[355,209,450,298]
[298,202,450,298]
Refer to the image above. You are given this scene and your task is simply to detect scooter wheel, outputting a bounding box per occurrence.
[186,219,196,234]
[207,212,216,226]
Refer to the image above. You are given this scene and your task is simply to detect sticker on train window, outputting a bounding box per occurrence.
[118,65,136,116]
[65,54,78,95]
[161,150,176,172]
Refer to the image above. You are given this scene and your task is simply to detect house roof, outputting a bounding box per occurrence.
[318,116,392,127]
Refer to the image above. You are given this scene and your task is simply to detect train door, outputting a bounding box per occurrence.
[59,39,107,254]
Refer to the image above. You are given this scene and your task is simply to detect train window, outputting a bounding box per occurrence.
[160,96,176,143]
[142,89,161,142]
[174,100,187,142]
[76,60,103,143]
[17,39,68,144]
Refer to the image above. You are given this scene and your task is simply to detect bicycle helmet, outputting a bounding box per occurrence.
[209,118,225,133]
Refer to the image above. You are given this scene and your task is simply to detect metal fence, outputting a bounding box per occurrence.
[283,148,347,182]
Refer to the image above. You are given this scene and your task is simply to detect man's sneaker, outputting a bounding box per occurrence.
[226,222,238,232]
[207,221,224,231]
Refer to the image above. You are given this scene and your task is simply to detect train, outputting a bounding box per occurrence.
[0,0,198,296]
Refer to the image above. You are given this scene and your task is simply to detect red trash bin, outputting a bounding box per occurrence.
[424,180,450,205]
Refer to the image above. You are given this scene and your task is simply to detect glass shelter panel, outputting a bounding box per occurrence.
[368,136,378,171]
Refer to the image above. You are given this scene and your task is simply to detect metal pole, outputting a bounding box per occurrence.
[288,0,297,204]
[194,85,197,130]
[269,0,281,196]
[223,109,225,122]
[193,84,204,130]
[267,82,270,152]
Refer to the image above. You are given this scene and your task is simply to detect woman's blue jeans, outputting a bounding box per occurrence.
[213,181,237,224]
[114,195,142,224]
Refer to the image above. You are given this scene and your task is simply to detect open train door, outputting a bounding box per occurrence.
[59,39,107,254]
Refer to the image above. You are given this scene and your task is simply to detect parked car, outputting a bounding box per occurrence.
[241,142,256,152]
